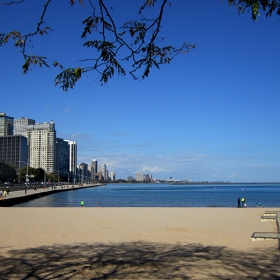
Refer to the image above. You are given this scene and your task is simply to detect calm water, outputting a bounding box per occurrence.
[13,183,280,207]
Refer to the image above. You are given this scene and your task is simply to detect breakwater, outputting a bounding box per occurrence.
[0,184,102,207]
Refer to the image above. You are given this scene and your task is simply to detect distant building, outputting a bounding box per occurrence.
[0,112,14,136]
[0,135,28,171]
[27,120,56,174]
[56,138,69,179]
[79,162,88,183]
[95,172,103,181]
[109,171,116,181]
[98,164,107,180]
[91,159,98,181]
[127,176,134,181]
[65,140,77,182]
[14,117,35,137]
[144,174,152,181]
[136,172,144,181]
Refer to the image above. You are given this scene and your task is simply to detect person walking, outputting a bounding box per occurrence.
[237,198,241,208]
[80,200,84,207]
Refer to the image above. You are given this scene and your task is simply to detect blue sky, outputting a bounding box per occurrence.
[1,1,280,182]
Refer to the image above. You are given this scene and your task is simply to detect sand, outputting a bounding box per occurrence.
[0,208,280,279]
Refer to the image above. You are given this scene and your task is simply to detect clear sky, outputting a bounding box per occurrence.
[1,1,280,182]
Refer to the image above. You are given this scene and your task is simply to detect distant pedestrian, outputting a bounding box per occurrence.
[237,198,241,208]
[257,202,262,208]
[3,190,7,197]
[80,200,84,207]
[98,201,100,207]
[241,197,245,208]
[25,186,27,194]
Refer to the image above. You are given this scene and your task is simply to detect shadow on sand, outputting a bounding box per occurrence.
[0,242,280,279]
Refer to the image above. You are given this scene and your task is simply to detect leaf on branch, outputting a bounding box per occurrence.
[81,16,99,38]
[54,67,84,91]
[38,26,53,35]
[2,30,23,47]
[22,56,50,74]
[53,61,64,69]
[69,0,84,7]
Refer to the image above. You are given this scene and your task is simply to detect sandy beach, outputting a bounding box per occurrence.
[1,207,280,279]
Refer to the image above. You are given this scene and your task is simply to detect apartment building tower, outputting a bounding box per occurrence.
[91,159,98,181]
[0,112,14,136]
[14,117,36,137]
[56,138,70,178]
[65,140,77,182]
[27,120,56,174]
[98,164,107,180]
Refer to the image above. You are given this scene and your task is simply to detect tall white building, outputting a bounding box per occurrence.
[109,171,116,181]
[27,120,56,174]
[91,159,98,180]
[14,117,35,137]
[136,172,144,181]
[98,164,107,180]
[65,140,77,181]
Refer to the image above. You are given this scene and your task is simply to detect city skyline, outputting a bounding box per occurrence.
[1,2,280,182]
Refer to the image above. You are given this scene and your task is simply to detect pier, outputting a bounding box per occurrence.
[0,184,102,207]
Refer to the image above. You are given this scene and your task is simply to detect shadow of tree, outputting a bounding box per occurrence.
[0,242,279,279]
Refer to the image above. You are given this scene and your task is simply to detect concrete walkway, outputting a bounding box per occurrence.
[0,184,101,207]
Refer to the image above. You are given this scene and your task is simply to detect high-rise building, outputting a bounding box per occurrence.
[56,138,69,178]
[91,159,98,181]
[79,162,88,183]
[14,117,35,137]
[0,112,14,136]
[109,171,116,181]
[98,164,107,180]
[65,140,77,182]
[0,135,28,171]
[27,120,56,174]
[136,172,144,181]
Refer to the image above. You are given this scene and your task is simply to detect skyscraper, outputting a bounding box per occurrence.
[136,172,144,181]
[0,135,28,171]
[91,159,98,180]
[56,138,69,178]
[65,140,77,182]
[27,120,56,174]
[109,171,116,181]
[98,164,107,180]
[14,117,35,137]
[0,112,14,136]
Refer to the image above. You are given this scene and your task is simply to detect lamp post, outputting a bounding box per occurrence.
[18,161,28,184]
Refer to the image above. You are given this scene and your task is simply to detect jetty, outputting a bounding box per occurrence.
[0,184,102,207]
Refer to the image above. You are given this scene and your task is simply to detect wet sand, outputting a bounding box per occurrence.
[0,208,279,279]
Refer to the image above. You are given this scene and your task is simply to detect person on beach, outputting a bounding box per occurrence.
[241,197,245,208]
[80,200,84,207]
[237,198,241,208]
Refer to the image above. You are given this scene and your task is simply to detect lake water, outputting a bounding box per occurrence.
[13,183,280,207]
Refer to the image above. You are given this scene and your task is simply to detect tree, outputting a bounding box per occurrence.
[0,162,17,183]
[0,1,279,91]
[227,0,280,21]
[0,0,195,91]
